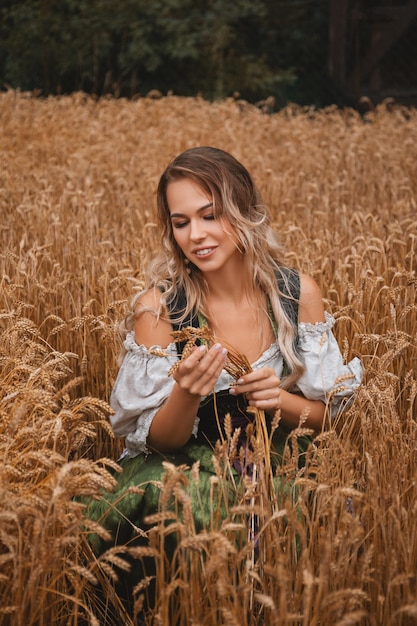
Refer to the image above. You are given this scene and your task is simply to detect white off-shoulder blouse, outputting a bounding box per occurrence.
[110,312,363,458]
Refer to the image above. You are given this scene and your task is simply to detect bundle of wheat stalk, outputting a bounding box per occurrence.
[168,325,276,496]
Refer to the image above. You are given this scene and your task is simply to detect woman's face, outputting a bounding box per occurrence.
[167,178,241,275]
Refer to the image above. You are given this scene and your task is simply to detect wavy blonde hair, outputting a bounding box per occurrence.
[126,146,304,389]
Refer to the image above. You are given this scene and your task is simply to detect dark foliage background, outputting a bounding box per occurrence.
[0,0,330,106]
[0,0,416,108]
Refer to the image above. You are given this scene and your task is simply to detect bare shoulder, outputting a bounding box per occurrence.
[298,273,326,324]
[134,287,173,349]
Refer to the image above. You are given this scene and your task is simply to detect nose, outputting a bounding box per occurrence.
[189,218,206,241]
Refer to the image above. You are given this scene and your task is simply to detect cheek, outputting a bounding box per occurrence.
[172,229,186,250]
[220,221,240,246]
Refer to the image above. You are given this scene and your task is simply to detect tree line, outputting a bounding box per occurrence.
[0,0,330,107]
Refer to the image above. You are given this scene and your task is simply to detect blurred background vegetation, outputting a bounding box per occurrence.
[0,0,416,109]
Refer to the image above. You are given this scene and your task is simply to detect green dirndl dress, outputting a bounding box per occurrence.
[85,392,312,615]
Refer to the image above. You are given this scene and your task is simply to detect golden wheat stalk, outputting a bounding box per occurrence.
[4,92,417,623]
[166,326,277,603]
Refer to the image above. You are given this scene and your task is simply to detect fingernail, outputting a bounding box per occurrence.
[221,348,227,357]
[214,343,222,351]
[236,378,244,385]
[199,344,206,352]
[229,387,236,395]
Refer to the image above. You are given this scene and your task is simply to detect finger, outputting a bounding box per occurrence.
[184,342,226,363]
[179,344,210,374]
[189,343,209,363]
[194,344,228,380]
[185,358,226,396]
[247,388,280,402]
[230,377,279,396]
[226,365,281,408]
[236,368,277,385]
[177,344,227,393]
[248,399,281,413]
[247,388,282,409]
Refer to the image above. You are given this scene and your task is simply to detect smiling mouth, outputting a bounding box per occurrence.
[195,248,215,256]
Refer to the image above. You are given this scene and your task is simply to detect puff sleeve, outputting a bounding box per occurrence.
[109,332,199,457]
[294,312,363,416]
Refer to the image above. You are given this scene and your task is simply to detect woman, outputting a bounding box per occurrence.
[88,146,363,614]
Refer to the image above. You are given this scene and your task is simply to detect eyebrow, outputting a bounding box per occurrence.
[170,202,213,219]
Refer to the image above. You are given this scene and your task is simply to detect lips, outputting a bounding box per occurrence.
[193,247,216,257]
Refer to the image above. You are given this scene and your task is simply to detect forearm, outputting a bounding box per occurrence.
[278,389,325,433]
[146,383,201,453]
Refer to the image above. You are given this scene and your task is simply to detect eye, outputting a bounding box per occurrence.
[203,214,215,221]
[172,221,188,229]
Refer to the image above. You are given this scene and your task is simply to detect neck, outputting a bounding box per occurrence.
[204,266,250,303]
[200,267,272,358]
[204,271,265,317]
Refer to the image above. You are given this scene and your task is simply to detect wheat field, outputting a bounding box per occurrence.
[1,90,416,625]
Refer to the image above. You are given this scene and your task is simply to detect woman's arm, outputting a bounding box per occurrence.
[297,273,326,325]
[135,289,228,453]
[229,372,326,433]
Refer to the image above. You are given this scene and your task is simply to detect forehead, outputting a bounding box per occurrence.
[167,178,211,213]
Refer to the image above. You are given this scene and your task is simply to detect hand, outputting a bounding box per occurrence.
[173,343,227,397]
[229,367,282,414]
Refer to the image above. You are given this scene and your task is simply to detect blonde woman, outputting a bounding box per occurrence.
[88,146,363,614]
